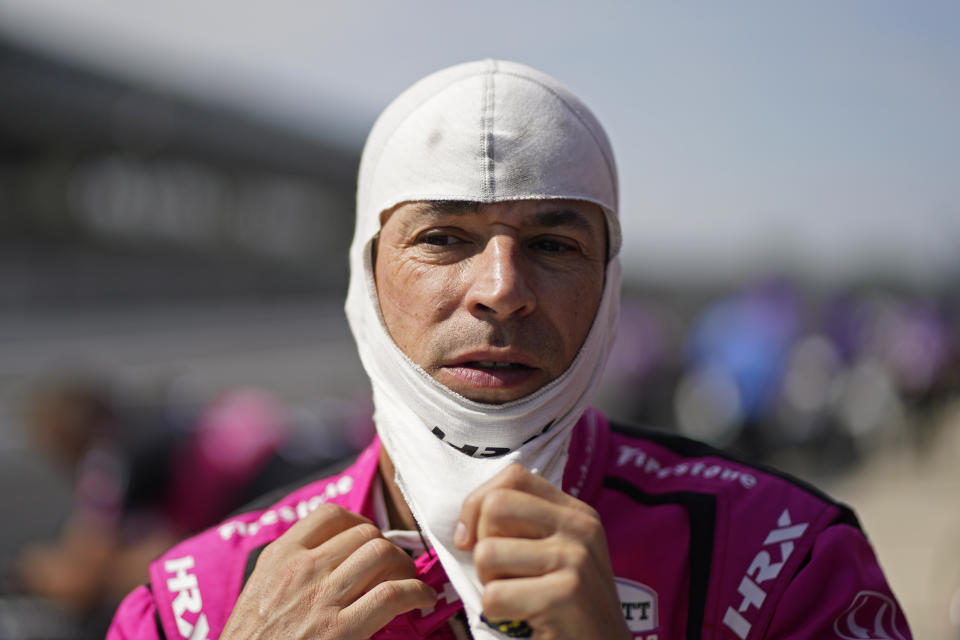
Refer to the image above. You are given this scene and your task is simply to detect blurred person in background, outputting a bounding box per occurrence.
[15,375,340,635]
[18,377,181,619]
[108,60,911,639]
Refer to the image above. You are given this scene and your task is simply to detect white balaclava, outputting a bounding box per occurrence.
[345,59,620,638]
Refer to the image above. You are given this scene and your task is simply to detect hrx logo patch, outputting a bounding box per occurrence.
[722,509,809,639]
[165,556,209,640]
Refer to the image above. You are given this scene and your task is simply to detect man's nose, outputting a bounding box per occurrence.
[465,236,536,320]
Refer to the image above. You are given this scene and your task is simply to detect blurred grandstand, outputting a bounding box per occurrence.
[0,35,358,309]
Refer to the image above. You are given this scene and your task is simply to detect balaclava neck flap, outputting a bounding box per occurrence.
[345,59,620,639]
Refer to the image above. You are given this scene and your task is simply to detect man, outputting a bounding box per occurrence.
[108,60,911,639]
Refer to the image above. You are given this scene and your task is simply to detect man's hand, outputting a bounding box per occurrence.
[221,503,436,640]
[455,465,630,640]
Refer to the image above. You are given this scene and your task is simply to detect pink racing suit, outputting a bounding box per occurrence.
[107,408,912,639]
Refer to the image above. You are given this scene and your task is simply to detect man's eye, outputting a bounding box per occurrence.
[420,233,460,247]
[531,238,576,254]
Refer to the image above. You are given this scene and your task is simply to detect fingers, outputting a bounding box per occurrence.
[452,466,629,639]
[281,504,430,606]
[473,537,580,584]
[340,578,438,639]
[457,464,582,550]
[480,571,575,623]
[474,488,560,541]
[481,568,626,638]
[223,502,438,640]
[311,522,383,568]
[325,536,421,604]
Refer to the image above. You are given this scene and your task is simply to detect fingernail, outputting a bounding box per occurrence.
[454,521,468,547]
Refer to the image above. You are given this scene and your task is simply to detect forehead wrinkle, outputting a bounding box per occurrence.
[389,201,479,230]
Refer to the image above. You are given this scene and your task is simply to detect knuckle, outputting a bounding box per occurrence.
[481,488,512,516]
[577,502,601,522]
[563,543,590,569]
[503,464,528,485]
[473,540,498,582]
[312,501,345,520]
[257,540,283,564]
[352,522,381,542]
[461,491,481,516]
[368,579,404,607]
[362,536,396,557]
[566,509,602,540]
[286,550,318,575]
[481,581,505,613]
[473,538,497,567]
[360,536,415,575]
[554,569,580,602]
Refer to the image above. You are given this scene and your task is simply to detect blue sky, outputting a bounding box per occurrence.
[2,1,958,285]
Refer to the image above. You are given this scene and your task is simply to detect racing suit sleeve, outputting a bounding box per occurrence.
[107,585,164,640]
[763,522,912,638]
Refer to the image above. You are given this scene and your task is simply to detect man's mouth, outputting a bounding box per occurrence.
[468,361,531,370]
[441,360,538,389]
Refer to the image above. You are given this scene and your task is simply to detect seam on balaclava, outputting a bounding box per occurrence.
[496,69,619,207]
[480,61,496,200]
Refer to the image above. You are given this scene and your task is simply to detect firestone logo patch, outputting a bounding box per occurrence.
[218,475,354,540]
[614,577,659,639]
[616,445,758,490]
[834,591,905,640]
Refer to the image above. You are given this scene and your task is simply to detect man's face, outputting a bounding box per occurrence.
[374,199,607,404]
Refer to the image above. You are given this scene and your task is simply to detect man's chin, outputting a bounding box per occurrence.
[453,388,532,404]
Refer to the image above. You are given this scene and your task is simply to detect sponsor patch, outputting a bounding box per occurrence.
[218,475,354,540]
[722,509,809,639]
[614,577,659,639]
[616,445,757,490]
[429,419,554,458]
[833,591,905,640]
[165,556,208,640]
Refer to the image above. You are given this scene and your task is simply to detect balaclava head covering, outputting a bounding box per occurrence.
[345,59,620,639]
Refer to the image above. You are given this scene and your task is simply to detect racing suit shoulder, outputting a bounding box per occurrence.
[107,585,164,640]
[107,440,381,640]
[597,420,910,638]
[765,520,912,639]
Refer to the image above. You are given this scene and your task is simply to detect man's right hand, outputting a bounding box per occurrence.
[220,503,437,640]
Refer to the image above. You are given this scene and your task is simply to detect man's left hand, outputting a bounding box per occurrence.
[455,464,630,639]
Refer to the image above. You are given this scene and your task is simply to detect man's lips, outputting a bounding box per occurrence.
[441,357,539,389]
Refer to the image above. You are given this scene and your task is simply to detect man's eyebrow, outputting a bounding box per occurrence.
[409,201,597,235]
[394,201,479,227]
[525,208,596,234]
[419,201,480,215]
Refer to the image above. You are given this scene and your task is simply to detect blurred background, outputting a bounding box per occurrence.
[0,1,958,637]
